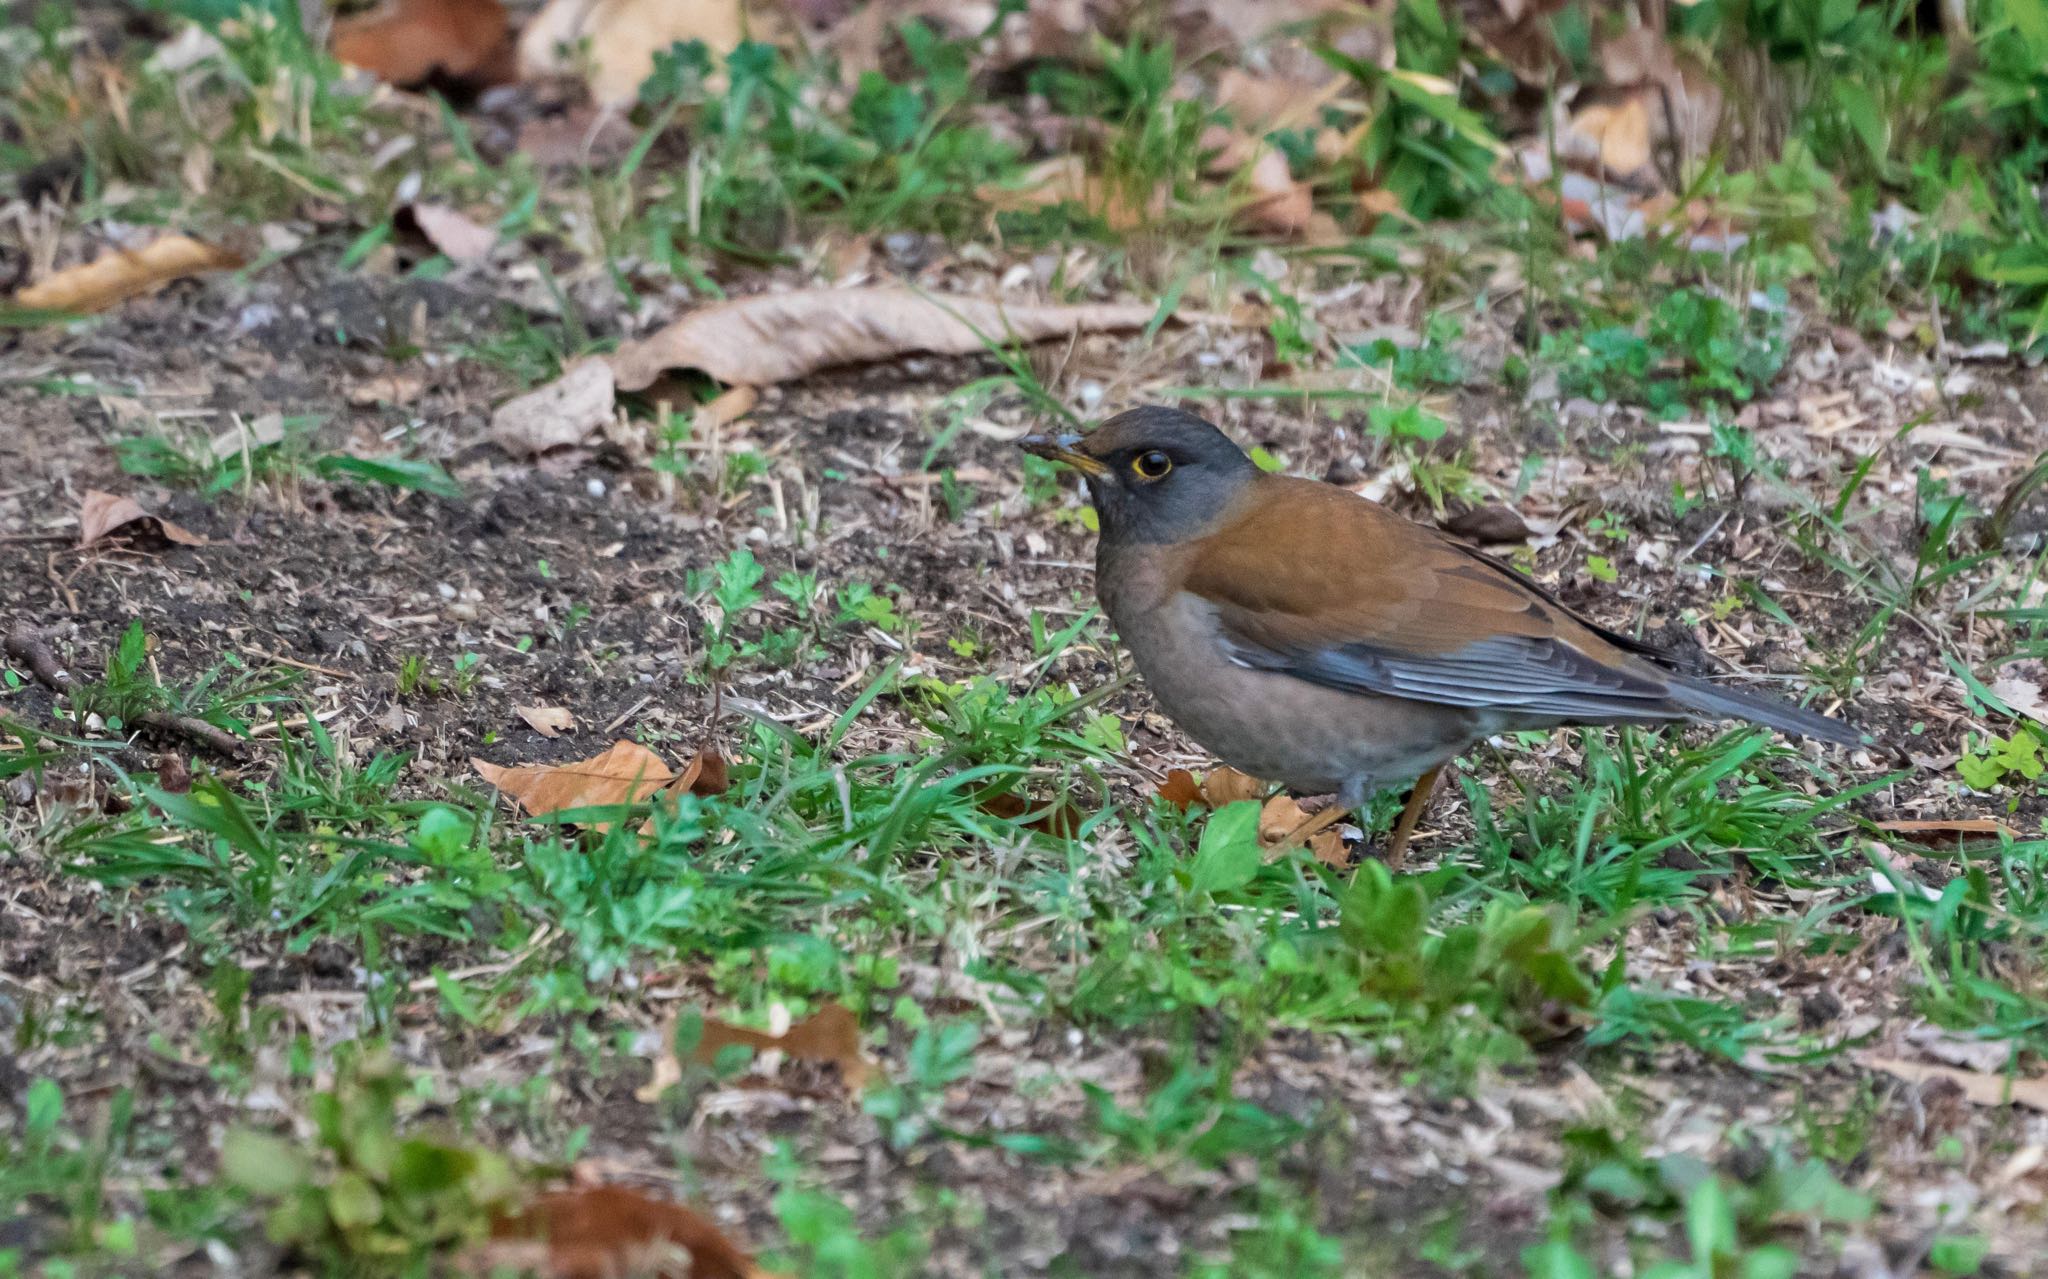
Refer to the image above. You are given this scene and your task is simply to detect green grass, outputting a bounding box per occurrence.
[10,0,2048,1271]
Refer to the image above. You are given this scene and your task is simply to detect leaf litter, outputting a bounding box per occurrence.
[14,234,243,313]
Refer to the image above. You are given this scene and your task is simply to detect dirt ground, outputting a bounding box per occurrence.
[5,241,2048,1277]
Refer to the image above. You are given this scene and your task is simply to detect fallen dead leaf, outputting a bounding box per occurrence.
[484,1184,755,1279]
[673,747,730,797]
[1157,768,1203,810]
[490,359,616,456]
[639,1002,877,1102]
[332,0,515,89]
[1860,1055,2048,1112]
[473,740,673,829]
[399,203,497,264]
[349,373,427,407]
[1568,97,1652,176]
[16,235,244,314]
[516,706,575,738]
[1216,67,1348,134]
[1257,794,1347,867]
[1238,147,1317,236]
[608,288,1162,391]
[77,491,208,549]
[205,412,287,462]
[519,0,755,106]
[978,791,1086,838]
[1200,766,1268,808]
[1990,669,2048,724]
[974,156,1155,231]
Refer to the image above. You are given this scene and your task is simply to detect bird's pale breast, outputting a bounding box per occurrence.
[1108,587,1484,795]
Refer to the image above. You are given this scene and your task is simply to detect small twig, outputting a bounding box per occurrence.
[1676,510,1731,565]
[5,622,73,690]
[136,711,247,759]
[243,646,355,679]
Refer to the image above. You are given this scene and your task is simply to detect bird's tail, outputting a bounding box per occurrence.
[1664,673,1863,746]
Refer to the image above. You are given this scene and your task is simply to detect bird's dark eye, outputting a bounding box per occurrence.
[1131,450,1173,480]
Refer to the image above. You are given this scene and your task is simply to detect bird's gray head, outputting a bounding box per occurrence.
[1018,406,1258,545]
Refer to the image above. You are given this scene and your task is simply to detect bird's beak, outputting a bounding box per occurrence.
[1018,432,1108,477]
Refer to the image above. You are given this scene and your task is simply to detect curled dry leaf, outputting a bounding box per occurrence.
[15,235,244,314]
[332,0,516,88]
[1156,768,1203,810]
[1567,97,1652,177]
[473,740,673,829]
[608,288,1162,391]
[1859,1055,2048,1112]
[1257,794,1348,867]
[516,705,575,738]
[490,359,616,456]
[484,1184,755,1279]
[640,1002,876,1102]
[399,203,497,264]
[674,747,730,797]
[1199,766,1268,808]
[78,491,208,549]
[205,412,287,463]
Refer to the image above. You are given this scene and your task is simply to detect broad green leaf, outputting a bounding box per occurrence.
[1189,801,1262,895]
[220,1129,313,1195]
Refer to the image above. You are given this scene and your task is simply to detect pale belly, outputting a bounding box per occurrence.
[1110,591,1485,797]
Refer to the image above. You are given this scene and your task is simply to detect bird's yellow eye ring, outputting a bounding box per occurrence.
[1131,450,1172,480]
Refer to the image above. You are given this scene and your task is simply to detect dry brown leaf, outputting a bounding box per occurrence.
[491,358,616,456]
[332,0,515,88]
[1569,97,1652,175]
[519,0,747,106]
[978,791,1086,838]
[78,491,208,549]
[673,747,731,797]
[1257,794,1347,866]
[1216,68,1348,134]
[16,235,243,314]
[1990,669,2048,724]
[1238,147,1318,238]
[401,203,496,264]
[608,288,1161,391]
[473,740,673,829]
[205,412,287,462]
[696,385,759,432]
[1860,1055,2048,1112]
[349,373,427,407]
[641,1002,877,1102]
[516,706,575,738]
[1157,768,1203,811]
[485,1184,755,1279]
[1354,187,1405,233]
[1200,766,1268,808]
[976,157,1154,231]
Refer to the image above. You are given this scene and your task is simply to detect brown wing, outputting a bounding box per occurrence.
[1180,476,1686,724]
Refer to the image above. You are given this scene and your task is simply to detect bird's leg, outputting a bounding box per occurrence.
[1381,766,1443,872]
